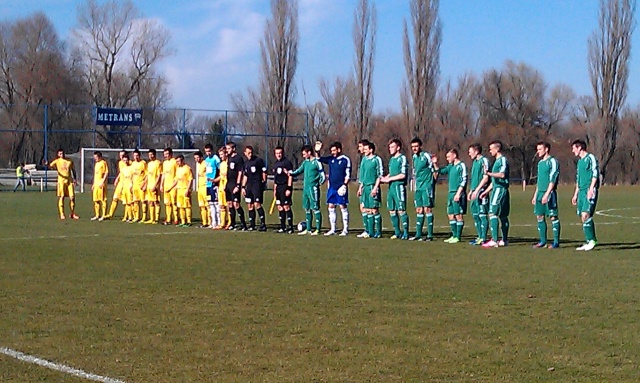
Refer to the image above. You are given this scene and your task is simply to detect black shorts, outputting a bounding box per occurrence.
[207,185,218,203]
[275,184,292,206]
[225,184,241,203]
[244,184,264,204]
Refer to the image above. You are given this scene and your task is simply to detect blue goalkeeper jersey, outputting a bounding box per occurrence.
[204,154,221,188]
[319,154,351,189]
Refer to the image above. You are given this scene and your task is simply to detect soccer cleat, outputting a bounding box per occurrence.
[286,228,295,234]
[400,233,409,240]
[310,230,319,236]
[60,214,66,220]
[298,230,309,236]
[339,230,348,236]
[548,242,560,249]
[98,217,105,222]
[424,237,434,242]
[358,232,370,239]
[121,217,128,222]
[162,221,172,226]
[583,240,597,251]
[469,238,483,246]
[447,237,460,244]
[482,240,499,248]
[443,236,456,243]
[372,232,381,239]
[90,216,99,221]
[498,240,508,247]
[247,226,255,231]
[275,228,285,233]
[409,236,422,241]
[324,230,336,236]
[532,242,547,249]
[259,225,267,232]
[390,235,399,240]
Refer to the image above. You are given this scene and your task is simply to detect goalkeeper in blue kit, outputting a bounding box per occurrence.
[289,145,326,235]
[316,141,351,236]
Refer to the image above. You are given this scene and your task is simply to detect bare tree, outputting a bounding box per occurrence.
[402,0,441,137]
[587,0,636,181]
[352,0,377,143]
[259,0,299,146]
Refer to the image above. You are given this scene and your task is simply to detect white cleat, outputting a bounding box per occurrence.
[339,230,348,237]
[310,230,319,236]
[576,243,588,251]
[90,216,99,221]
[498,240,508,247]
[324,230,336,236]
[298,230,309,236]
[357,232,370,238]
[581,240,597,251]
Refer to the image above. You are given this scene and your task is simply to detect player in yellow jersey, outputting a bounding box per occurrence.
[105,150,127,219]
[214,146,230,229]
[172,155,194,226]
[194,151,210,228]
[91,151,109,221]
[130,149,147,222]
[161,147,179,225]
[117,154,134,222]
[143,148,162,223]
[45,148,79,220]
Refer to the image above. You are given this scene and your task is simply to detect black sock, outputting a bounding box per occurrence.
[229,207,236,227]
[286,209,293,229]
[257,207,266,226]
[279,210,286,229]
[237,206,246,227]
[249,209,256,228]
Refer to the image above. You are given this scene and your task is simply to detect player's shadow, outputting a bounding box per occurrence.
[592,242,640,250]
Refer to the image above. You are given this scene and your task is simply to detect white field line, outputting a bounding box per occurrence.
[0,347,126,383]
[0,230,208,242]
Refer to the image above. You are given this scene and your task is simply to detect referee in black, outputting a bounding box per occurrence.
[225,142,247,230]
[272,146,294,233]
[241,145,268,231]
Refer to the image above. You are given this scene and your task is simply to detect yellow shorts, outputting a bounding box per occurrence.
[218,188,227,206]
[92,184,107,202]
[177,191,191,209]
[163,189,177,206]
[197,189,208,207]
[57,180,74,198]
[146,188,159,203]
[120,188,132,205]
[112,182,123,200]
[132,187,144,202]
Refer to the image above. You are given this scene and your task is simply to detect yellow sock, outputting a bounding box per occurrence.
[186,208,192,224]
[147,204,154,222]
[70,199,75,214]
[179,208,186,224]
[220,209,228,227]
[109,200,118,217]
[58,199,64,217]
[155,204,160,221]
[200,207,208,226]
[133,203,140,221]
[94,202,100,217]
[165,205,173,222]
[101,201,107,217]
[141,203,148,221]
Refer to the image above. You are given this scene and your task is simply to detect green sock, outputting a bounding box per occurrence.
[390,213,400,236]
[500,217,510,241]
[426,213,434,238]
[314,210,322,232]
[449,220,457,238]
[374,213,381,235]
[456,220,464,239]
[361,212,367,231]
[305,211,312,231]
[415,214,424,238]
[552,219,561,244]
[480,214,488,241]
[472,213,481,238]
[367,214,374,235]
[537,218,547,244]
[490,216,499,241]
[400,212,409,235]
[584,218,596,242]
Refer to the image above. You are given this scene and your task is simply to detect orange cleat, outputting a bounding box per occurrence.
[71,214,80,220]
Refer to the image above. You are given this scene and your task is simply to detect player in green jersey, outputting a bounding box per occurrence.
[289,145,326,235]
[571,139,599,251]
[481,141,510,248]
[381,139,409,239]
[436,149,468,243]
[532,142,561,249]
[357,139,370,236]
[409,138,438,241]
[357,141,383,238]
[468,144,490,245]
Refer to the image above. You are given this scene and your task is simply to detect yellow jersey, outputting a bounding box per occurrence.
[49,158,74,182]
[93,159,108,186]
[118,160,126,174]
[175,164,193,190]
[146,159,161,189]
[218,160,228,190]
[162,158,178,189]
[120,164,133,188]
[131,160,147,189]
[196,161,207,189]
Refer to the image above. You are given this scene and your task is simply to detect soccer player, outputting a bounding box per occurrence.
[214,147,230,229]
[357,139,370,235]
[160,147,178,225]
[225,142,247,230]
[481,141,510,248]
[316,141,351,236]
[357,141,383,238]
[381,139,409,239]
[204,144,221,229]
[571,139,599,251]
[436,149,468,243]
[272,146,294,233]
[289,144,325,235]
[172,155,194,226]
[468,144,490,245]
[194,151,211,228]
[241,146,268,231]
[532,141,561,249]
[91,151,109,221]
[45,148,79,220]
[105,150,127,219]
[409,138,438,241]
[117,153,134,222]
[130,149,147,222]
[143,149,162,224]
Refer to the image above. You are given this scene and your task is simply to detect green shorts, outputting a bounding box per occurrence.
[534,190,559,217]
[447,191,467,215]
[414,187,435,208]
[302,185,321,211]
[361,184,381,209]
[576,189,598,216]
[489,187,510,217]
[470,193,488,215]
[387,183,407,211]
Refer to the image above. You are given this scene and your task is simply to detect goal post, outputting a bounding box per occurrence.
[73,148,199,193]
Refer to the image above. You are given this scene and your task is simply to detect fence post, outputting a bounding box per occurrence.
[43,104,49,192]
[181,108,186,149]
[223,110,228,145]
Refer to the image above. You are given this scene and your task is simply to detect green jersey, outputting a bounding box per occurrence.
[290,158,325,188]
[576,153,599,191]
[536,156,559,192]
[388,154,408,186]
[412,151,436,190]
[470,155,490,191]
[439,161,468,193]
[491,155,509,189]
[359,155,383,186]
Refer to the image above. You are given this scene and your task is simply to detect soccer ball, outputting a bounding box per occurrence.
[297,221,307,232]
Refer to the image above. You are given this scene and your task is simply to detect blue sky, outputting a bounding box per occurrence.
[3,0,639,112]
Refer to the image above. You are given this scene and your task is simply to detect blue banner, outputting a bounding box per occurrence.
[96,107,143,126]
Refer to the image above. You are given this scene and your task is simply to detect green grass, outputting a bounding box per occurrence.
[1,186,640,382]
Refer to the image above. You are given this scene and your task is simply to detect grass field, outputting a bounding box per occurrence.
[2,185,640,382]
